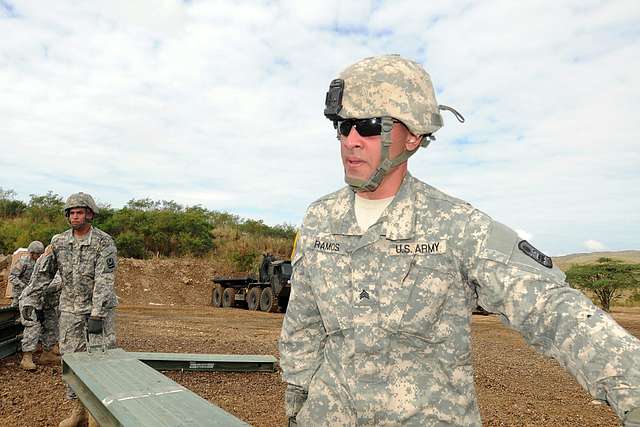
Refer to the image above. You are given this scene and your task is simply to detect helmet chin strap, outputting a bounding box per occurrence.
[346,117,431,192]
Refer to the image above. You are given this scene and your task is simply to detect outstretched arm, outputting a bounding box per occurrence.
[464,210,640,423]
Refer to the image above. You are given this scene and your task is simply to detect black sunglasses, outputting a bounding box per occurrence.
[335,118,398,137]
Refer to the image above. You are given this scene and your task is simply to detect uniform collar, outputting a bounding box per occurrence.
[379,173,416,240]
[330,187,361,236]
[64,226,94,246]
[330,173,416,240]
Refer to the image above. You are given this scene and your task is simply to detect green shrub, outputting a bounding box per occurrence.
[27,191,64,222]
[0,190,294,263]
[230,249,260,272]
[116,231,146,259]
[566,258,640,311]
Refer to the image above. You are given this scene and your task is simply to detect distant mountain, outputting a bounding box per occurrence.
[553,250,640,271]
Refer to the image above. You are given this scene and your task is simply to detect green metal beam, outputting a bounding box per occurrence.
[129,351,277,372]
[63,349,250,426]
[0,319,21,342]
[0,305,18,322]
[0,337,20,359]
[0,306,21,359]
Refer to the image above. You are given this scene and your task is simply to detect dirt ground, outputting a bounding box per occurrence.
[0,258,638,426]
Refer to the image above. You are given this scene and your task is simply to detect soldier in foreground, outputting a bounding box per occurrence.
[279,55,640,426]
[21,192,118,427]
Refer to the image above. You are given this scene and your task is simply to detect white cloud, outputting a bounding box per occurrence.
[1,0,639,254]
[584,240,608,252]
[515,229,532,242]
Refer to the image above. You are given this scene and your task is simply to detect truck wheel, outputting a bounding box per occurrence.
[222,288,236,308]
[212,285,224,307]
[247,287,262,311]
[260,287,278,312]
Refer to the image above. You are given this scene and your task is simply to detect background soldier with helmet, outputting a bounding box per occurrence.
[20,192,118,427]
[9,240,45,370]
[18,263,62,371]
[279,54,640,426]
[9,240,44,308]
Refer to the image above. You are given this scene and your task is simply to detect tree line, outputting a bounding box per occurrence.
[0,188,296,266]
[3,188,638,308]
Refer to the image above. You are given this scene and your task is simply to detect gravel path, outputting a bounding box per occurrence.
[2,305,638,426]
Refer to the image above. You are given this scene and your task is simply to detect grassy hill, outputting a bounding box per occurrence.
[553,250,640,271]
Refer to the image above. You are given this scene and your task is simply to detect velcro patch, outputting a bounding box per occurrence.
[312,238,344,254]
[389,240,447,255]
[105,257,116,272]
[518,240,552,268]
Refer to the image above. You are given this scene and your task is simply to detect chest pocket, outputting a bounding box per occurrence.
[305,236,352,334]
[55,246,71,276]
[79,246,97,279]
[389,255,457,343]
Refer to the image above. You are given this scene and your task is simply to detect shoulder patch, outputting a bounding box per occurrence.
[518,240,552,269]
[105,256,116,272]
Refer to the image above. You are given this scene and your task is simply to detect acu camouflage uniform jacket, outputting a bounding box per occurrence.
[22,227,117,318]
[9,255,36,306]
[279,174,640,426]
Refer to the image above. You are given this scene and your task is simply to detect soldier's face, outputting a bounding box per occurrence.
[68,207,93,230]
[340,121,415,182]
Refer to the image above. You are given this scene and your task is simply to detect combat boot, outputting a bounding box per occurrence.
[20,352,36,371]
[59,399,87,427]
[40,349,61,364]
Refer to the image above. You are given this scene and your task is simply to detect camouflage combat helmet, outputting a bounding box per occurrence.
[64,192,99,215]
[324,54,463,192]
[27,241,44,254]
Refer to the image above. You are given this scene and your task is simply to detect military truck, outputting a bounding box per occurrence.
[212,254,292,313]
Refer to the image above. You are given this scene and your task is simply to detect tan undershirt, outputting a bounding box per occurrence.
[355,194,394,231]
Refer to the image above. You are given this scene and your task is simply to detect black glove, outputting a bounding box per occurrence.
[21,306,35,322]
[87,316,103,334]
[36,309,45,323]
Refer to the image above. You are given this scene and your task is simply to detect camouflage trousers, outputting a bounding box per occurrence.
[20,304,60,352]
[11,284,26,308]
[60,310,117,400]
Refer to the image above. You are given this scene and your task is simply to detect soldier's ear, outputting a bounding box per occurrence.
[86,209,94,220]
[405,132,422,151]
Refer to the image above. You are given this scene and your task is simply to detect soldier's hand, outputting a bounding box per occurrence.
[87,316,103,334]
[625,407,640,427]
[36,309,45,323]
[21,306,35,322]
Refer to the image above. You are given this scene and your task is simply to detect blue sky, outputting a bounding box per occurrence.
[0,0,639,255]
